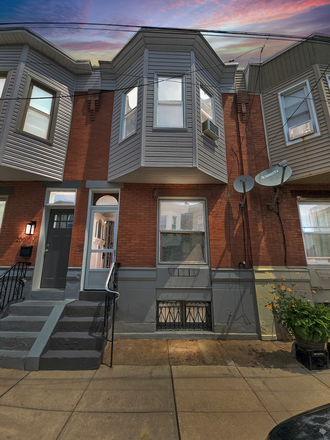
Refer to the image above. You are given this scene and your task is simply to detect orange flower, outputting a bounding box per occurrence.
[264,271,269,274]
[281,286,285,290]
[258,296,262,299]
[273,303,277,307]
[288,288,292,292]
[296,272,300,274]
[292,305,296,307]
[312,290,316,293]
[275,296,279,300]
[296,284,299,287]
[269,291,273,294]
[266,304,272,309]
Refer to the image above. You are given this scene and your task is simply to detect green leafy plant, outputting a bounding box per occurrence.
[266,284,330,343]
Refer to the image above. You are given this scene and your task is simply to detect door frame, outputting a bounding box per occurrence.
[81,188,121,292]
[32,188,77,291]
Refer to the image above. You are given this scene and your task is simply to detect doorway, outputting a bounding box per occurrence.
[40,209,74,289]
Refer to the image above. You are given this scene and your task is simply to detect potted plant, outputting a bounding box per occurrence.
[266,284,330,350]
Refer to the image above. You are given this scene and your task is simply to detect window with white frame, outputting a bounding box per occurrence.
[47,191,76,205]
[200,86,215,123]
[159,200,207,263]
[298,202,330,264]
[121,86,138,140]
[22,82,56,140]
[155,76,184,128]
[0,198,7,232]
[279,80,319,144]
[0,75,6,97]
[327,74,330,91]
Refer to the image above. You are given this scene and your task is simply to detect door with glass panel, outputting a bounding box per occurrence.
[85,206,118,289]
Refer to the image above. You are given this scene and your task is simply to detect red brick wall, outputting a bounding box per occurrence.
[0,182,45,265]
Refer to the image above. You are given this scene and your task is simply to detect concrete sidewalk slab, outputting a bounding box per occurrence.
[0,370,95,411]
[0,368,28,397]
[75,365,175,413]
[58,412,179,440]
[0,406,70,440]
[178,411,276,440]
[103,339,169,366]
[168,340,232,365]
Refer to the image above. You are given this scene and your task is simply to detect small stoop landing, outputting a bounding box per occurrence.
[39,300,106,371]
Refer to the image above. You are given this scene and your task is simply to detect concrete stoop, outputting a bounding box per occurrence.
[0,301,63,370]
[39,301,106,370]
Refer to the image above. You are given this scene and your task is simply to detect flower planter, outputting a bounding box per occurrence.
[295,336,327,351]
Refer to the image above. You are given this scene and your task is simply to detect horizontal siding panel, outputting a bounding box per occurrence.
[144,51,193,167]
[75,71,101,91]
[2,48,75,180]
[195,59,227,182]
[262,66,330,181]
[108,55,144,180]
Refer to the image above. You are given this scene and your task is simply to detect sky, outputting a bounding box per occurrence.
[1,0,330,66]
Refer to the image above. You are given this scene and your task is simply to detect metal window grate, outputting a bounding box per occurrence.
[156,301,212,331]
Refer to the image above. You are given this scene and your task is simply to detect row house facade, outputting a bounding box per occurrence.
[0,27,330,351]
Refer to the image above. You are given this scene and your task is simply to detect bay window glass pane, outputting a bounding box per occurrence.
[30,86,53,114]
[123,107,136,138]
[23,108,50,138]
[303,234,330,259]
[0,77,6,97]
[200,88,214,122]
[157,77,183,127]
[299,204,330,233]
[125,87,137,114]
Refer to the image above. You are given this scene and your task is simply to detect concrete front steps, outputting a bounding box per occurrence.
[0,301,63,370]
[39,301,106,370]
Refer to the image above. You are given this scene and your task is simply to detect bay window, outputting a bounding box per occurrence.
[200,86,214,123]
[121,86,138,140]
[159,200,207,263]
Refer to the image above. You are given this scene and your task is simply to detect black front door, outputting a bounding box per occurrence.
[41,209,74,288]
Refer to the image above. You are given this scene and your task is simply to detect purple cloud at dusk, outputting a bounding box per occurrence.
[1,0,330,66]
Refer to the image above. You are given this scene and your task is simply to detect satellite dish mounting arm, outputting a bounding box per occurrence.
[240,180,247,208]
[267,161,287,211]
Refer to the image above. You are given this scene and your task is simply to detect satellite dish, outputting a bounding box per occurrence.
[233,175,254,208]
[233,175,254,193]
[255,164,292,187]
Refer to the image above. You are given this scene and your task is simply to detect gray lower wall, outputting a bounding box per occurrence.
[115,266,259,338]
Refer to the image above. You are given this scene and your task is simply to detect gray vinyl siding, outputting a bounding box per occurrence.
[195,59,227,182]
[108,55,144,181]
[2,47,75,180]
[0,45,23,134]
[144,51,194,167]
[261,67,330,181]
[235,69,246,92]
[75,70,101,91]
[320,64,330,114]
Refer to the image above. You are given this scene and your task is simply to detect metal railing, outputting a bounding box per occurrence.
[0,262,31,315]
[157,301,212,331]
[103,262,120,367]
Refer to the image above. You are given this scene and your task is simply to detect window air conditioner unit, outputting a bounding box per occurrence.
[289,121,313,140]
[202,119,220,141]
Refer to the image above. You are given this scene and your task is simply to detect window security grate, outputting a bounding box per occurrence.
[156,301,212,331]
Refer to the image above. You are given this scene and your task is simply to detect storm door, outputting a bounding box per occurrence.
[85,206,118,290]
[41,209,74,288]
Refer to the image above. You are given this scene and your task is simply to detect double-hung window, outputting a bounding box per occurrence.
[298,202,330,264]
[155,76,184,128]
[159,200,207,263]
[279,80,319,144]
[121,86,138,140]
[23,82,55,140]
[0,75,6,97]
[200,87,214,123]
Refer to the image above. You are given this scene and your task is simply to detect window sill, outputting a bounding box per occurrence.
[153,127,187,132]
[16,129,53,146]
[284,131,320,147]
[119,130,137,144]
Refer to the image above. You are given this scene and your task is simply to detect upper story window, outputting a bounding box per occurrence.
[0,75,6,97]
[159,200,207,264]
[121,86,138,140]
[279,80,319,145]
[22,82,56,140]
[298,202,330,265]
[327,74,330,91]
[155,76,184,128]
[200,87,215,123]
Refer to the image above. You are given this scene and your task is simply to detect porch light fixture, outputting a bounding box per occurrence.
[25,221,36,235]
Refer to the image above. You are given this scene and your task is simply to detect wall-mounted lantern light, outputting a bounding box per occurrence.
[25,221,36,235]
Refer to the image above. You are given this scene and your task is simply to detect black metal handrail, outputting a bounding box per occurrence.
[103,262,120,368]
[0,262,31,315]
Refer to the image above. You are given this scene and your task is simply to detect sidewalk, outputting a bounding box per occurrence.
[1,340,330,439]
